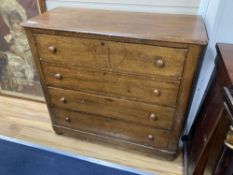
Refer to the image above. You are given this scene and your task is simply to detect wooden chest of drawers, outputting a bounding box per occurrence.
[22,7,208,159]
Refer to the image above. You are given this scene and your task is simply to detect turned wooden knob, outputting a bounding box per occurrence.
[48,46,57,53]
[203,135,207,145]
[65,116,71,122]
[153,89,160,96]
[149,113,158,121]
[59,97,66,103]
[155,57,164,68]
[80,99,86,104]
[54,73,62,80]
[148,134,154,141]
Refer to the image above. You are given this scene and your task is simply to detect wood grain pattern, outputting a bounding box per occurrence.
[42,62,180,107]
[36,34,108,69]
[187,43,233,175]
[53,124,176,159]
[217,43,233,83]
[107,42,186,78]
[188,73,225,174]
[37,0,47,13]
[30,28,189,48]
[48,87,175,130]
[24,28,57,125]
[35,34,187,78]
[21,7,208,45]
[168,45,202,150]
[0,96,183,175]
[53,108,169,149]
[22,8,207,159]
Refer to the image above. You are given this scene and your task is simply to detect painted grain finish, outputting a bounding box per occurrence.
[47,87,175,130]
[22,7,208,158]
[42,62,180,107]
[21,7,207,45]
[35,34,186,78]
[53,108,169,149]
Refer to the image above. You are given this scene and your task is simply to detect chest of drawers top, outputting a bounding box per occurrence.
[22,7,207,46]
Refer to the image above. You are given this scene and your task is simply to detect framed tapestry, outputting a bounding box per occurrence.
[0,0,46,101]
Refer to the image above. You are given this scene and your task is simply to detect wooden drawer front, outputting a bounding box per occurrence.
[48,87,175,130]
[42,62,180,106]
[107,41,186,78]
[35,34,108,69]
[35,34,186,78]
[53,108,169,149]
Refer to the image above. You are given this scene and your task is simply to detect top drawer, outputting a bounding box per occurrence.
[35,34,187,78]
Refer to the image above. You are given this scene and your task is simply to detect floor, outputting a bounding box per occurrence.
[0,96,183,175]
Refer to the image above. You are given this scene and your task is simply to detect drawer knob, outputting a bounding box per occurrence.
[54,73,62,80]
[60,97,67,103]
[156,57,164,68]
[65,117,71,122]
[48,46,57,53]
[148,134,154,141]
[80,99,86,104]
[153,89,160,96]
[203,135,207,145]
[149,113,158,121]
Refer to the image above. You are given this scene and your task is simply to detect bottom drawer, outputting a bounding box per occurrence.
[53,108,169,149]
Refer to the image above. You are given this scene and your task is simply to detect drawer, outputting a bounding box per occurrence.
[48,87,175,130]
[35,34,108,69]
[107,40,186,78]
[53,108,169,149]
[42,62,180,106]
[35,34,186,78]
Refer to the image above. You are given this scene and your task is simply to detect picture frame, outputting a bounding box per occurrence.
[38,0,47,13]
[0,0,47,102]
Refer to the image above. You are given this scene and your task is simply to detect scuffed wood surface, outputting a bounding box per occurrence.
[22,7,208,45]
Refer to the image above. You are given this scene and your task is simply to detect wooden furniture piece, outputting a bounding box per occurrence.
[187,43,233,174]
[22,7,207,159]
